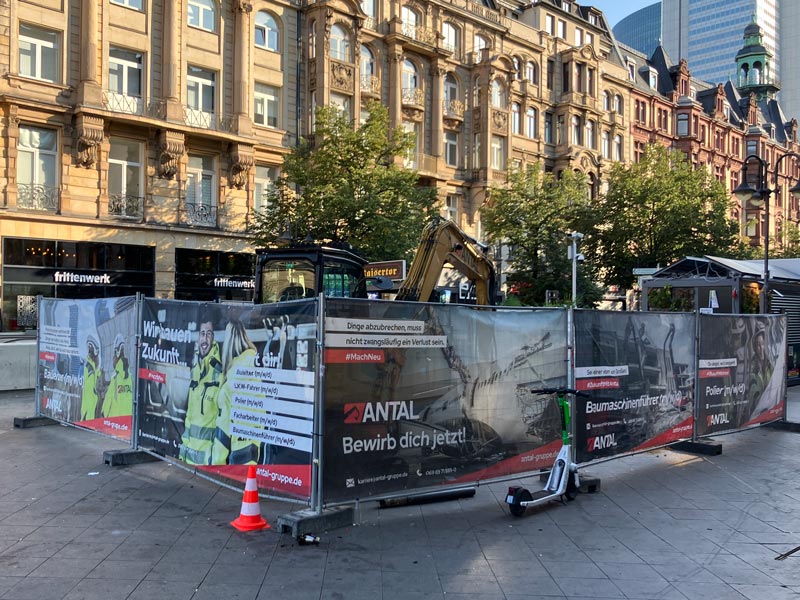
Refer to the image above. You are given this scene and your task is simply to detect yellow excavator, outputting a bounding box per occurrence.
[254,216,497,306]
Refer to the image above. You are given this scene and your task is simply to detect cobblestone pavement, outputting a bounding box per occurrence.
[1,389,799,599]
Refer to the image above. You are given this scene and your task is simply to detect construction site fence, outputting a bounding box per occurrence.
[33,295,786,507]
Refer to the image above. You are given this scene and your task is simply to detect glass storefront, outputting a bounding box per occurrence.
[2,238,155,331]
[174,248,255,302]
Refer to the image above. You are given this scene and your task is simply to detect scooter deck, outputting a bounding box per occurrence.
[524,489,553,503]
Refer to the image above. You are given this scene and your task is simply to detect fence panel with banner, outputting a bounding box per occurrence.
[696,314,786,435]
[321,299,568,504]
[573,310,696,464]
[37,296,137,441]
[136,298,317,501]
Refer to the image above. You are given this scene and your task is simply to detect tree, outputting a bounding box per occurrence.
[587,144,740,289]
[249,100,438,261]
[482,164,603,306]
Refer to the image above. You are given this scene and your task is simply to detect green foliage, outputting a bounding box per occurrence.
[249,100,438,262]
[646,284,695,312]
[587,144,740,289]
[482,164,603,307]
[772,222,800,258]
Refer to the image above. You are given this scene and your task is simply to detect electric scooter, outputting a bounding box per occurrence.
[506,387,582,517]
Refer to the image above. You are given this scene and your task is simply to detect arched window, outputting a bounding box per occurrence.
[188,0,216,32]
[402,59,419,103]
[360,45,375,77]
[442,22,459,54]
[361,0,375,18]
[603,91,611,111]
[401,6,419,38]
[602,130,610,158]
[444,73,459,114]
[614,94,623,113]
[614,134,623,160]
[255,11,279,51]
[526,61,537,84]
[330,24,351,61]
[474,34,489,52]
[585,119,595,148]
[571,115,581,145]
[309,20,316,59]
[490,79,505,108]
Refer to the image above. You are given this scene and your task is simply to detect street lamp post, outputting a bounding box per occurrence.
[734,153,800,313]
[568,231,584,307]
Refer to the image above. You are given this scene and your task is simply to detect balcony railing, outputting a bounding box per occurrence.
[401,87,425,106]
[17,184,58,212]
[183,106,215,129]
[103,91,144,115]
[360,74,381,94]
[401,23,437,45]
[108,194,144,220]
[180,202,218,227]
[363,16,376,31]
[444,99,465,118]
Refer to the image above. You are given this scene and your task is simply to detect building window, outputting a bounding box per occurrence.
[547,59,554,89]
[108,138,143,217]
[602,131,610,159]
[444,131,459,167]
[444,193,459,222]
[544,112,553,143]
[444,73,459,114]
[188,0,216,32]
[556,115,565,144]
[330,93,351,121]
[511,103,521,135]
[186,66,215,127]
[17,125,58,211]
[613,135,623,161]
[677,113,688,136]
[614,94,622,113]
[401,6,419,38]
[571,116,581,145]
[634,141,645,163]
[255,11,280,51]
[254,165,278,212]
[626,60,635,81]
[474,34,489,55]
[472,133,480,168]
[19,23,60,83]
[330,24,351,61]
[442,22,459,55]
[491,79,505,108]
[110,0,143,10]
[526,107,537,138]
[585,119,595,149]
[186,155,216,210]
[108,47,143,114]
[648,68,658,89]
[558,19,566,40]
[574,27,583,46]
[587,68,595,96]
[586,32,593,46]
[603,91,611,111]
[361,0,375,19]
[526,61,537,84]
[490,135,505,170]
[545,14,555,36]
[254,83,279,128]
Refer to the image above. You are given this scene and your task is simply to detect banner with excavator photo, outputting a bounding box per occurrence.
[696,314,786,435]
[136,298,317,500]
[572,310,696,464]
[321,299,568,503]
[37,296,137,441]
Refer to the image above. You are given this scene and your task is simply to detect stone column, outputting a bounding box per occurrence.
[234,1,253,135]
[163,0,184,121]
[430,63,445,157]
[78,0,102,104]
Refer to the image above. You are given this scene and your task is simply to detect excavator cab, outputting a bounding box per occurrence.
[254,246,369,304]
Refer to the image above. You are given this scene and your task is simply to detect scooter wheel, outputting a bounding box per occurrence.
[564,471,579,501]
[508,488,532,517]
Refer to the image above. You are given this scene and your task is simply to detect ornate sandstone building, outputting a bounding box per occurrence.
[0,0,796,328]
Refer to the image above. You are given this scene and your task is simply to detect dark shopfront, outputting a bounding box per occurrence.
[174,249,255,302]
[2,238,155,331]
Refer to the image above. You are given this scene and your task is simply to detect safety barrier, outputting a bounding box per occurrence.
[34,295,787,508]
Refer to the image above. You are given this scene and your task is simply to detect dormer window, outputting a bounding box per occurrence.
[627,60,636,82]
[723,105,730,119]
[648,68,657,89]
[689,85,697,99]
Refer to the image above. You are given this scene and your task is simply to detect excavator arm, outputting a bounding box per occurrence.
[396,217,497,305]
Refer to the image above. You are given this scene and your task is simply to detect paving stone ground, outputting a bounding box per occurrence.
[1,388,799,600]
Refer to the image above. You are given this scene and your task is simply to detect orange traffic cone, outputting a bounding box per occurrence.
[231,465,270,532]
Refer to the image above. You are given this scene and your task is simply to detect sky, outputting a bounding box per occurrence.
[586,0,659,28]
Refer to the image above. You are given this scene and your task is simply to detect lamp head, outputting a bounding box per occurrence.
[734,179,758,204]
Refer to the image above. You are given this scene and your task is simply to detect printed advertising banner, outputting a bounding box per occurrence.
[573,311,695,463]
[322,299,568,503]
[137,298,316,500]
[697,314,786,435]
[37,297,137,441]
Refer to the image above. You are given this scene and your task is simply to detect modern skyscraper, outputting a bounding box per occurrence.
[612,2,662,57]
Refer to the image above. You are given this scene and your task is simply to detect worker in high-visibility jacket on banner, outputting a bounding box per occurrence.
[212,319,261,465]
[102,334,133,418]
[179,315,223,465]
